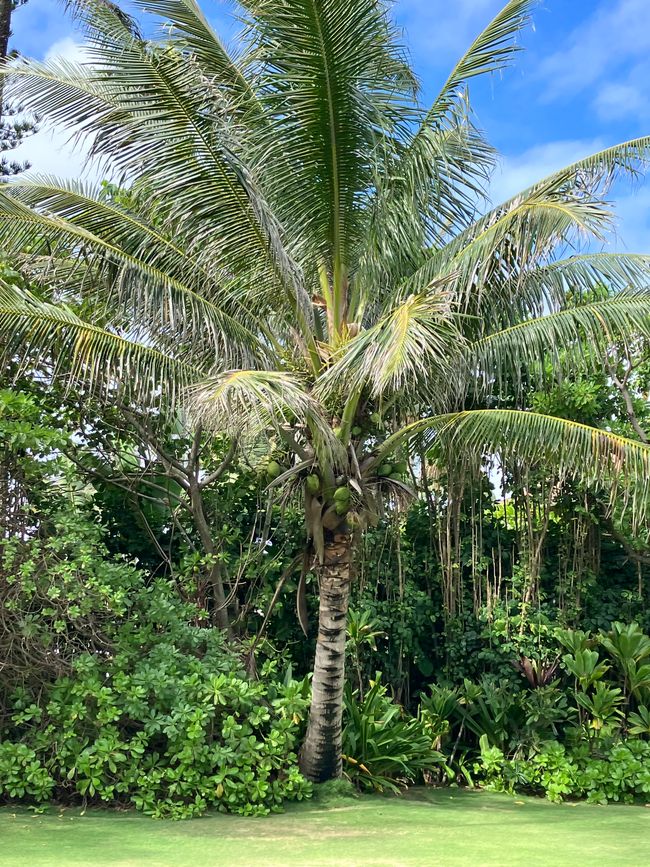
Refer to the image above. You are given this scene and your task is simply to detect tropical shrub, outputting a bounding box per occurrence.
[342,678,442,793]
[1,589,312,818]
[1,505,144,691]
[413,621,650,802]
[0,743,55,802]
[476,737,650,805]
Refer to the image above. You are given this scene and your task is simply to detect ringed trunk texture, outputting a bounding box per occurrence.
[299,532,352,782]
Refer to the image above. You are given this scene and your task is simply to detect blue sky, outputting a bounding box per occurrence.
[10,0,650,250]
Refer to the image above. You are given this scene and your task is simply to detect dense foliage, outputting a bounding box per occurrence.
[1,616,311,818]
[0,383,312,818]
[2,0,650,811]
[2,364,650,810]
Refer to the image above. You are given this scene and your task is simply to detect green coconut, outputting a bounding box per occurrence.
[378,463,392,477]
[333,485,351,503]
[305,473,320,494]
[351,425,363,436]
[335,501,349,516]
[370,412,382,426]
[394,461,408,474]
[266,460,282,480]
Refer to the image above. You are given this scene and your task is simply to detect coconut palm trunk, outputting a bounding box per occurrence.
[299,532,353,782]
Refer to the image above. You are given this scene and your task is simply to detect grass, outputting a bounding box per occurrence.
[1,788,649,867]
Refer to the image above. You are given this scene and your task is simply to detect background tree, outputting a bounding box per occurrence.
[1,0,650,783]
[0,0,35,175]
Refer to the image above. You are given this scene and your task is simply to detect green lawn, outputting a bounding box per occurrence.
[2,789,649,867]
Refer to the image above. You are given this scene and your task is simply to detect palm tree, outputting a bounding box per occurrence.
[2,0,650,782]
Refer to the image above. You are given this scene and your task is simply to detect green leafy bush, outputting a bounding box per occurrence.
[1,507,144,688]
[414,622,650,801]
[2,586,312,818]
[342,677,443,793]
[0,743,55,802]
[475,737,650,805]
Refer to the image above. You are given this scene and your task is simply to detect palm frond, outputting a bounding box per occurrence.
[402,136,650,320]
[468,290,650,393]
[190,368,346,468]
[318,276,463,404]
[0,185,263,367]
[424,0,535,123]
[383,409,650,521]
[0,280,199,404]
[405,194,613,319]
[533,136,650,196]
[353,103,493,319]
[353,0,534,306]
[1,2,313,336]
[134,0,261,113]
[496,253,650,320]
[240,0,415,337]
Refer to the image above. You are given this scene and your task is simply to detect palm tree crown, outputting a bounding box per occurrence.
[2,0,650,780]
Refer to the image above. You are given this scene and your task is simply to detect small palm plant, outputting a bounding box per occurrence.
[2,0,650,781]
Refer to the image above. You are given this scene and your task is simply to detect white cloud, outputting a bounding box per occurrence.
[593,58,650,123]
[43,36,85,64]
[595,82,645,123]
[540,0,650,106]
[396,0,506,65]
[11,38,104,181]
[491,139,604,202]
[491,139,650,254]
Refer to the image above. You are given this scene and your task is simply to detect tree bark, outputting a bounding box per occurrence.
[299,531,353,782]
[0,0,11,61]
[187,479,232,637]
[0,0,13,112]
[605,357,649,444]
